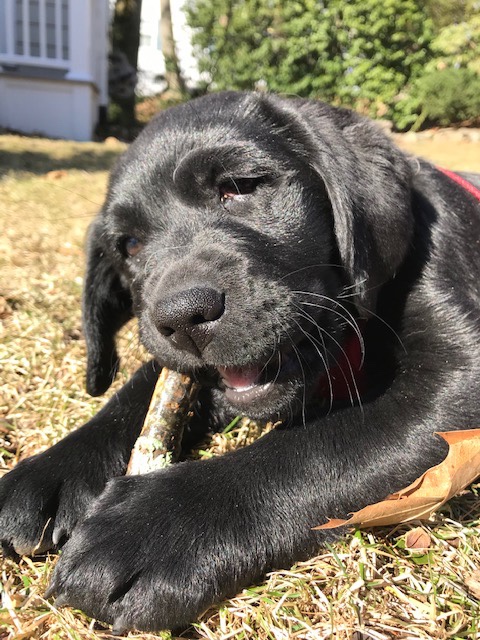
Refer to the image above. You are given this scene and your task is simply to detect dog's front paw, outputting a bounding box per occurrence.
[0,431,126,556]
[47,464,265,632]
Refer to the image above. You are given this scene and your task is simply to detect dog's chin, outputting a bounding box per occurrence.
[217,379,303,420]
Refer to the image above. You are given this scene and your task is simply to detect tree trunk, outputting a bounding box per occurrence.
[160,0,186,98]
[110,0,143,133]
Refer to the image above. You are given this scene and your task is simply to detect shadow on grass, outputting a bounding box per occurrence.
[0,146,125,176]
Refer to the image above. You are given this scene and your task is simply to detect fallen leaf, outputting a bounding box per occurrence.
[465,569,480,600]
[351,632,378,640]
[0,296,13,319]
[405,527,431,550]
[447,537,461,548]
[104,136,122,146]
[44,169,68,180]
[58,242,81,256]
[316,429,480,529]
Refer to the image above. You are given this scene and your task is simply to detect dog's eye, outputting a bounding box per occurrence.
[122,237,143,258]
[219,177,263,204]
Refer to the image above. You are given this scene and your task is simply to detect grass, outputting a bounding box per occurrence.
[1,129,480,640]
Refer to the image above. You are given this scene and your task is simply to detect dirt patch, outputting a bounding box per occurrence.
[394,128,480,173]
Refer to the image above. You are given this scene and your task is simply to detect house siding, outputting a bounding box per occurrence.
[0,0,108,141]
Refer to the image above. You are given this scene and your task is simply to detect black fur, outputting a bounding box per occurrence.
[1,92,480,632]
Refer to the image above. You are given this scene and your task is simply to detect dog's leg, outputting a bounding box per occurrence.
[0,361,159,556]
[44,351,463,632]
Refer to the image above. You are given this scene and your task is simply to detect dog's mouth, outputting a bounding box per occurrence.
[215,345,313,412]
[215,328,365,417]
[217,363,274,405]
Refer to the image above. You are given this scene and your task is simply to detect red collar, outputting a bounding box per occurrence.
[438,167,480,202]
[317,329,366,404]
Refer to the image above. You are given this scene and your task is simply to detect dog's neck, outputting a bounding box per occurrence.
[437,168,480,203]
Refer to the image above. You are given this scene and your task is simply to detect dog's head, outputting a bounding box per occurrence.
[83,92,414,419]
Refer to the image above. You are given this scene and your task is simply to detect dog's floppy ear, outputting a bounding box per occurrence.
[278,99,415,316]
[83,219,133,396]
[314,116,414,315]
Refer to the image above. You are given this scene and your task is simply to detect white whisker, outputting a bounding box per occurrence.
[292,291,365,366]
[321,327,364,415]
[348,301,407,354]
[291,315,334,413]
[281,263,346,280]
[338,278,368,293]
[292,303,363,413]
[289,339,307,427]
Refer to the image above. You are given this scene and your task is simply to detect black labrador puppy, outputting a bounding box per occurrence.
[1,92,480,633]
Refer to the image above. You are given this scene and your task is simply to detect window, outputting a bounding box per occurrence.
[0,0,69,61]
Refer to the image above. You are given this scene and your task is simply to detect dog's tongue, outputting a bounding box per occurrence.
[217,364,262,390]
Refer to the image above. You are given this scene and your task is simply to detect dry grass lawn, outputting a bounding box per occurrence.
[0,128,479,640]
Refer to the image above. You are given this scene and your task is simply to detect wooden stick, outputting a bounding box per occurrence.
[127,368,200,475]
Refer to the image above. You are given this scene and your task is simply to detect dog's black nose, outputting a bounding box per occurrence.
[152,286,225,356]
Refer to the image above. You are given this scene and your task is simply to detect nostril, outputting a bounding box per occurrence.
[197,291,225,324]
[158,325,174,337]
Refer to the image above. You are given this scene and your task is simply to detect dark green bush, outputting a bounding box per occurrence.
[186,0,433,124]
[185,0,479,129]
[411,68,480,129]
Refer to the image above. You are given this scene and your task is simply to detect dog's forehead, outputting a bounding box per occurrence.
[106,99,301,217]
[137,115,283,176]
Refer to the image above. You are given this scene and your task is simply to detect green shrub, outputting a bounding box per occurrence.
[428,15,480,73]
[185,0,480,129]
[186,0,434,122]
[410,68,480,129]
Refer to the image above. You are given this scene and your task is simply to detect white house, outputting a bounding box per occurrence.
[0,0,110,141]
[0,0,197,141]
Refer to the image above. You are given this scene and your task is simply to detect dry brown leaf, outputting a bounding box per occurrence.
[44,169,68,180]
[316,429,480,530]
[405,527,431,550]
[0,296,13,319]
